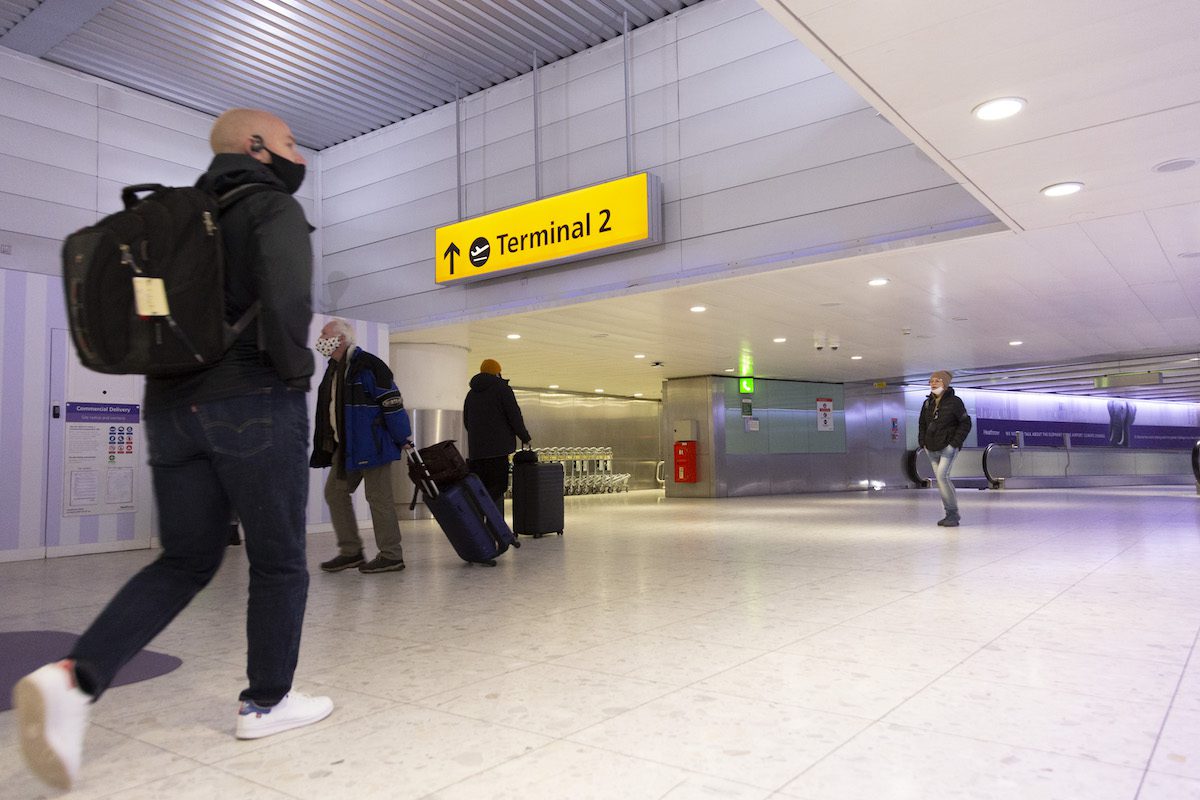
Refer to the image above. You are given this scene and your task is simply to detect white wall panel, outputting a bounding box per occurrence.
[321,229,429,283]
[678,187,998,273]
[0,154,96,209]
[678,42,830,117]
[322,158,457,226]
[323,127,456,198]
[0,115,95,172]
[679,0,760,38]
[319,104,455,171]
[0,230,59,276]
[679,108,906,197]
[461,94,534,150]
[462,132,536,184]
[0,48,96,103]
[680,146,950,237]
[679,73,869,155]
[97,84,214,138]
[463,164,537,218]
[96,144,206,189]
[0,191,95,239]
[321,189,456,254]
[96,110,211,169]
[0,76,97,137]
[677,2,799,78]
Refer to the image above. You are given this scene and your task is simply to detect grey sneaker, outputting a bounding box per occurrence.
[358,555,406,574]
[937,515,961,527]
[320,552,364,572]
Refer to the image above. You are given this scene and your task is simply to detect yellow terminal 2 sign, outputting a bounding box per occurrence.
[435,172,663,284]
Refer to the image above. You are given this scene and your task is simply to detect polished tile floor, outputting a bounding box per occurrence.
[2,486,1199,799]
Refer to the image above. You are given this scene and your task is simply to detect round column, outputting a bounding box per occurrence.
[390,342,471,517]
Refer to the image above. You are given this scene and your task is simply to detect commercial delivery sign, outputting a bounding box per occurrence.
[434,173,663,284]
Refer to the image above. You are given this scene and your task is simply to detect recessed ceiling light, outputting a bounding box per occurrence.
[634,354,646,359]
[594,388,605,393]
[724,368,735,373]
[867,278,889,287]
[690,305,706,313]
[1009,340,1023,346]
[972,97,1026,121]
[506,333,521,340]
[850,355,863,360]
[773,337,787,343]
[1041,182,1083,197]
[548,384,559,389]
[1153,158,1197,173]
[633,392,644,398]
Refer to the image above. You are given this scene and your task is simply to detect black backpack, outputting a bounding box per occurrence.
[62,182,271,376]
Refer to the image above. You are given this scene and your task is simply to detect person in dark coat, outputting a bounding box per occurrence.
[14,108,331,791]
[918,370,973,527]
[463,359,531,508]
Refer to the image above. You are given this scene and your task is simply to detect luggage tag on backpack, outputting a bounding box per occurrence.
[132,277,170,316]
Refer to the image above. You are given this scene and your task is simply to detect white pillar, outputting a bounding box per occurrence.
[389,341,471,517]
[390,342,470,410]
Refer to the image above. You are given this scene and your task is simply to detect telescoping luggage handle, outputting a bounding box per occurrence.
[407,445,438,511]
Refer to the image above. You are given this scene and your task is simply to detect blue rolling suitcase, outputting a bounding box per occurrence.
[408,448,518,566]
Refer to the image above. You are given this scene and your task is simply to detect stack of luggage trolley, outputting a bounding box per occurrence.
[523,446,631,495]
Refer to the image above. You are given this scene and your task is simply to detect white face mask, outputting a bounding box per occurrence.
[930,386,945,397]
[315,336,341,357]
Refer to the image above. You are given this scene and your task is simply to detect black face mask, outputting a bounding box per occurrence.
[263,147,306,194]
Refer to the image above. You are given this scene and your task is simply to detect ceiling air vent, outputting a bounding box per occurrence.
[1094,372,1163,389]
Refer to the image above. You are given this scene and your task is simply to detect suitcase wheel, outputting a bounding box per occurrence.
[512,540,521,548]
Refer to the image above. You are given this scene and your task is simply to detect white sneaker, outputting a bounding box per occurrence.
[14,660,92,790]
[235,690,333,739]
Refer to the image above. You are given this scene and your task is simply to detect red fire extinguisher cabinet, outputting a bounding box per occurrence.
[673,441,697,483]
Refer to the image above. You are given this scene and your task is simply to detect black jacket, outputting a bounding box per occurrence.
[918,387,972,451]
[144,154,313,411]
[463,373,531,459]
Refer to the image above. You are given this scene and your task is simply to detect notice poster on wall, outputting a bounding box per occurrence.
[63,403,140,516]
[817,398,835,432]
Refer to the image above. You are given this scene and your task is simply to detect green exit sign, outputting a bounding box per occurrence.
[738,377,755,394]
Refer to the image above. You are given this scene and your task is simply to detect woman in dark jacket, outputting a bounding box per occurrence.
[918,370,972,527]
[463,359,531,508]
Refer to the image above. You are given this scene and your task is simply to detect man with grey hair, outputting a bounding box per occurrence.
[311,318,413,573]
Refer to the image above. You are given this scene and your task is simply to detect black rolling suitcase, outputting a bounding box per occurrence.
[511,448,565,537]
[408,447,518,566]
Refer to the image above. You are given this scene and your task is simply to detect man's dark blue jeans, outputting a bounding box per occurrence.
[70,385,310,707]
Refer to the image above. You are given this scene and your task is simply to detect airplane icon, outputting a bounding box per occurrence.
[471,243,489,258]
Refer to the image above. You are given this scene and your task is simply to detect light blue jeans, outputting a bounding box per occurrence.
[926,446,959,517]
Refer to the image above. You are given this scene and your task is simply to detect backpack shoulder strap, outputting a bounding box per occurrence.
[216,182,276,213]
[216,183,275,342]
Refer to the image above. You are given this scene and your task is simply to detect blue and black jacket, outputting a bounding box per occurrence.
[310,346,411,475]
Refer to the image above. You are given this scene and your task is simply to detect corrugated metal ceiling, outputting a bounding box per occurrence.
[2,0,699,149]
